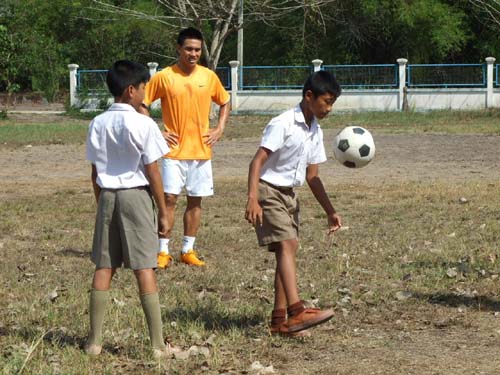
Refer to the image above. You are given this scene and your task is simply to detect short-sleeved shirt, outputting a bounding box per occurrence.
[259,105,327,188]
[86,103,169,189]
[143,64,230,160]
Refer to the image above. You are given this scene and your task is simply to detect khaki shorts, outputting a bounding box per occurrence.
[255,180,299,251]
[91,187,158,270]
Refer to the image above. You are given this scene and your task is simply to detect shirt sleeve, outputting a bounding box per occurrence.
[210,71,230,106]
[308,127,327,165]
[85,120,98,164]
[143,72,165,107]
[260,120,287,153]
[142,119,170,165]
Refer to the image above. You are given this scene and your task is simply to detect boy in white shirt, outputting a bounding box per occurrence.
[85,60,178,358]
[245,70,342,336]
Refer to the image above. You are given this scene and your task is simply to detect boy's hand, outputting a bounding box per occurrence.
[162,131,179,147]
[203,127,223,146]
[158,214,169,237]
[245,198,263,227]
[327,212,342,234]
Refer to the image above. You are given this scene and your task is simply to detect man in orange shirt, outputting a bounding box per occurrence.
[139,27,230,268]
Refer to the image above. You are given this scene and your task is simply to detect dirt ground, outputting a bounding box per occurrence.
[2,112,500,374]
[1,113,499,196]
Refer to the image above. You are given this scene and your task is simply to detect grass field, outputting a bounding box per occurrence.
[1,109,499,147]
[1,109,500,374]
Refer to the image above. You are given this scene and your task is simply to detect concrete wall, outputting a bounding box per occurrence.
[226,87,499,114]
[407,88,494,111]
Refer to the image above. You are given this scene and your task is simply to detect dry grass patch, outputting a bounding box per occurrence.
[2,177,500,374]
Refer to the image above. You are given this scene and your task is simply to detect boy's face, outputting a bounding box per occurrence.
[305,91,337,119]
[177,38,202,69]
[129,82,146,111]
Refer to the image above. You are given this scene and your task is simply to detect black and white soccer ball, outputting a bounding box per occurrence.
[333,126,375,168]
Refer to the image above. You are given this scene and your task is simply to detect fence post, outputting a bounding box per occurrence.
[147,62,159,78]
[68,64,79,107]
[312,59,323,72]
[229,60,240,112]
[397,58,408,111]
[485,57,496,108]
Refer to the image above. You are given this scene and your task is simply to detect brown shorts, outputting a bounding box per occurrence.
[255,180,299,251]
[91,187,158,270]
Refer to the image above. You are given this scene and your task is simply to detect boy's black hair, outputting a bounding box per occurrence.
[302,70,342,98]
[177,27,204,46]
[106,60,149,97]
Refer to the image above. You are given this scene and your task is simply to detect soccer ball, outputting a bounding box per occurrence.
[333,126,375,168]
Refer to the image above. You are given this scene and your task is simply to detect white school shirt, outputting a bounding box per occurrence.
[260,105,327,188]
[86,103,169,189]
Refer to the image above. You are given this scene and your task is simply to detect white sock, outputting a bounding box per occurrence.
[159,238,170,254]
[181,236,195,254]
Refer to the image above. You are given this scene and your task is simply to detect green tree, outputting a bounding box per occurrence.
[0,25,20,98]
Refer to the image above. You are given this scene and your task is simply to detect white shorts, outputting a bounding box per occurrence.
[161,158,214,197]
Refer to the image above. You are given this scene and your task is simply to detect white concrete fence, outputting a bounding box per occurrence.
[68,57,498,113]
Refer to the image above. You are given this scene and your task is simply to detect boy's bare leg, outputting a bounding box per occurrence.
[86,267,116,353]
[274,269,287,310]
[271,269,312,337]
[270,240,315,336]
[184,196,202,237]
[275,239,301,306]
[134,269,165,351]
[134,268,158,294]
[275,241,335,333]
[92,267,115,290]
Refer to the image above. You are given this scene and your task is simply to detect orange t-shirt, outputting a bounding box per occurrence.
[143,64,230,160]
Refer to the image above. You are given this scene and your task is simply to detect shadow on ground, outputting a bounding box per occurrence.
[414,292,500,312]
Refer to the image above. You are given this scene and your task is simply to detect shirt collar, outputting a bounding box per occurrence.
[108,103,137,112]
[294,104,318,132]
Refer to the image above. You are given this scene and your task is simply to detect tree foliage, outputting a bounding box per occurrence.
[0,0,498,100]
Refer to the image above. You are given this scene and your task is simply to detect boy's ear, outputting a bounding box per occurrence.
[304,89,314,102]
[125,85,135,98]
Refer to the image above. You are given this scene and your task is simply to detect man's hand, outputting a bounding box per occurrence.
[245,197,263,227]
[203,127,223,146]
[162,131,179,147]
[327,212,342,234]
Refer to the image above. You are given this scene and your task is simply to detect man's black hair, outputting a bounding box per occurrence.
[302,70,342,98]
[177,27,204,46]
[106,60,149,97]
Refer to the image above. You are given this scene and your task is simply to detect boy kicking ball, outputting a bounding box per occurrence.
[85,60,179,358]
[245,70,342,336]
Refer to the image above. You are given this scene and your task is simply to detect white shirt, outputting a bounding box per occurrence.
[86,103,169,189]
[260,105,327,187]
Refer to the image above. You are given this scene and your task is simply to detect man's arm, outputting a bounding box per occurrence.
[91,164,100,203]
[245,147,271,226]
[203,102,231,145]
[306,164,342,234]
[145,161,168,237]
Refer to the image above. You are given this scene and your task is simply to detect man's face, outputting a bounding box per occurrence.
[177,38,202,69]
[306,91,336,119]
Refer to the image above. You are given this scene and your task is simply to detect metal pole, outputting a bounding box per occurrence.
[237,0,243,89]
[237,0,243,65]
